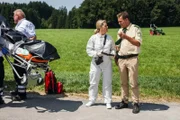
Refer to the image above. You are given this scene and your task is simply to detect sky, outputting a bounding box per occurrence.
[0,0,84,11]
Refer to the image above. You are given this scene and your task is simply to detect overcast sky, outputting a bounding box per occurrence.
[0,0,84,11]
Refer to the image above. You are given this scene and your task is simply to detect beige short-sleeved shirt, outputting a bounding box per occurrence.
[117,23,142,55]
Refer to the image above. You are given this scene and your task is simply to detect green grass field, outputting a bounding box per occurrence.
[3,27,180,101]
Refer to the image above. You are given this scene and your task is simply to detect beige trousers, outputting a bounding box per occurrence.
[118,57,139,103]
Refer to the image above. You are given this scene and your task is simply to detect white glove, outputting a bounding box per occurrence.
[96,50,103,57]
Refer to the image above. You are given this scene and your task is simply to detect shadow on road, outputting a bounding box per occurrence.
[2,92,83,113]
[140,102,169,111]
[111,102,169,111]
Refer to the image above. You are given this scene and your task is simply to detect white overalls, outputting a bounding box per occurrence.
[86,33,115,103]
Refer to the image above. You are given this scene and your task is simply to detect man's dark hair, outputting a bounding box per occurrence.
[117,11,130,20]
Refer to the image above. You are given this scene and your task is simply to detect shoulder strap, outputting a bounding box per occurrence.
[103,35,107,46]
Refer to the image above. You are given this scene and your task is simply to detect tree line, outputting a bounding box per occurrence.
[0,0,180,29]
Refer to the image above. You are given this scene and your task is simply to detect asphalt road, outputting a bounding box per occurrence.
[0,92,180,120]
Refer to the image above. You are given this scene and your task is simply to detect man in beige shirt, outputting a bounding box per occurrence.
[114,11,142,114]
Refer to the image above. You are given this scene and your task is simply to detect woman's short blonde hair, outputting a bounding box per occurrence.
[13,9,26,18]
[94,20,106,34]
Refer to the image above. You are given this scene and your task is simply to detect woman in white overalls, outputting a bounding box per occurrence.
[86,20,115,109]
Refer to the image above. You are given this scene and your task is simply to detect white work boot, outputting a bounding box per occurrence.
[106,103,112,109]
[85,101,95,107]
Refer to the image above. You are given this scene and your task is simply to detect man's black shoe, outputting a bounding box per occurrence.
[115,101,128,109]
[0,97,5,105]
[10,89,27,101]
[10,90,18,96]
[11,94,27,101]
[132,103,140,114]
